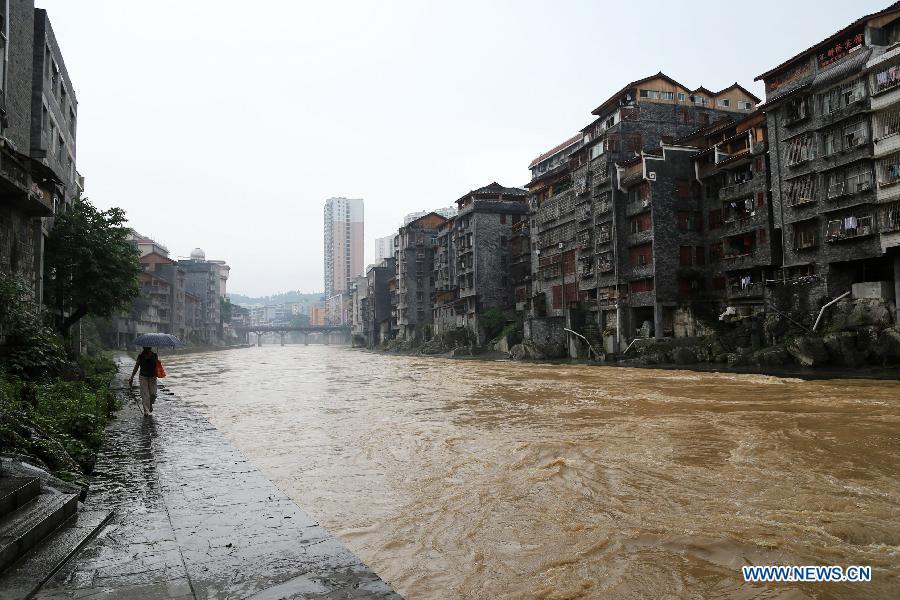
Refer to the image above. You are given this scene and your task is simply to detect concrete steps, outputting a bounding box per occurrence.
[0,476,111,599]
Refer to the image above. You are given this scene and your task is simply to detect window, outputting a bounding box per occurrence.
[708,209,723,229]
[821,78,865,114]
[875,107,900,139]
[639,89,649,98]
[676,211,699,231]
[677,92,686,102]
[57,135,64,163]
[679,246,693,266]
[873,63,900,94]
[693,96,709,106]
[878,152,900,187]
[660,91,674,100]
[787,175,817,206]
[786,97,809,123]
[629,212,652,233]
[739,101,753,110]
[794,220,818,249]
[629,278,654,293]
[717,98,730,107]
[786,134,814,165]
[695,246,706,265]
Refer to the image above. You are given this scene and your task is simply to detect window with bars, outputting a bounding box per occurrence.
[874,107,900,139]
[872,63,900,95]
[598,252,614,272]
[786,97,809,123]
[877,153,900,187]
[787,176,817,206]
[794,220,818,249]
[596,222,612,244]
[879,201,900,231]
[822,117,868,155]
[821,77,866,114]
[786,134,814,165]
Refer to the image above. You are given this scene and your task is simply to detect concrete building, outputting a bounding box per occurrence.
[0,2,78,306]
[374,234,394,262]
[324,197,364,299]
[309,302,327,326]
[325,292,349,326]
[395,212,447,341]
[527,73,760,353]
[756,3,900,316]
[432,182,528,344]
[366,257,395,347]
[178,248,230,344]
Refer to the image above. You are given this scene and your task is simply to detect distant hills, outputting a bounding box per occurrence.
[227,291,325,306]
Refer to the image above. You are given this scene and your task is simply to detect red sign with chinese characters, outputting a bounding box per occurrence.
[818,31,864,69]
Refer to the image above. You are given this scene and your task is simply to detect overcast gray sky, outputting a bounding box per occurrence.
[38,0,886,296]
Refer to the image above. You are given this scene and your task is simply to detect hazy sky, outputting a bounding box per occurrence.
[38,0,886,296]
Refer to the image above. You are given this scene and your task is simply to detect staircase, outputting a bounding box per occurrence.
[581,323,604,360]
[0,475,111,599]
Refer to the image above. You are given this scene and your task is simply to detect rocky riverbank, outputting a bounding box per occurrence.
[368,297,900,374]
[621,297,900,370]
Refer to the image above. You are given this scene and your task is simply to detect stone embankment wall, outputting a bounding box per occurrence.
[621,298,900,369]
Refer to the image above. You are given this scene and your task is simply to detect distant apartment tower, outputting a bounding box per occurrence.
[375,234,394,261]
[324,197,364,298]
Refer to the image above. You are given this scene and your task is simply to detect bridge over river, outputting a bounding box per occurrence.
[233,325,351,346]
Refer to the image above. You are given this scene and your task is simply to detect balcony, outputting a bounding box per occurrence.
[628,290,655,307]
[625,197,651,217]
[0,149,51,216]
[718,180,755,202]
[825,216,875,242]
[722,251,756,269]
[722,211,764,234]
[627,262,654,279]
[729,282,764,299]
[627,228,653,245]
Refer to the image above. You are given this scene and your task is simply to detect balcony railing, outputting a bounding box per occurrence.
[722,251,756,268]
[825,216,875,242]
[718,180,754,201]
[729,282,764,298]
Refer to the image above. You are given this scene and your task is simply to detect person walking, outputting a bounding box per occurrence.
[129,346,159,417]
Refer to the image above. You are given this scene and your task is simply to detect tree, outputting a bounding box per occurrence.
[44,198,140,337]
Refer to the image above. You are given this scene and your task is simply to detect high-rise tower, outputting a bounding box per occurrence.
[323,197,364,298]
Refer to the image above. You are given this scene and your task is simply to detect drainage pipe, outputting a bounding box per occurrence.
[564,328,600,360]
[812,291,850,332]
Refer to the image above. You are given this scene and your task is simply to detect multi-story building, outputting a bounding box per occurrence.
[432,182,528,344]
[686,112,776,311]
[374,234,394,262]
[323,197,364,298]
[756,3,900,315]
[309,302,327,326]
[0,2,77,306]
[528,73,761,351]
[366,257,395,347]
[178,248,229,344]
[394,212,447,341]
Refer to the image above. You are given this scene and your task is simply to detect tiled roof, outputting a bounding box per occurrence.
[755,1,900,81]
[527,133,582,169]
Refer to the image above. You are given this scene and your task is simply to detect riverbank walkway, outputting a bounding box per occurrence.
[34,365,400,599]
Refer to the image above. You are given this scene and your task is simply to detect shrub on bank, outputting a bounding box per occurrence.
[0,356,120,481]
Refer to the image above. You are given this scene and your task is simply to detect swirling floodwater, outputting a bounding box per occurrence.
[162,345,900,599]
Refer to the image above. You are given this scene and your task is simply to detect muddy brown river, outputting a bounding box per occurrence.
[162,346,900,599]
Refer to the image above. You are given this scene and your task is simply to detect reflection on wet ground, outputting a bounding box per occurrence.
[36,364,398,599]
[164,346,900,599]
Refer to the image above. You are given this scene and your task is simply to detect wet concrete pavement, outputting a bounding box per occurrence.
[35,367,400,599]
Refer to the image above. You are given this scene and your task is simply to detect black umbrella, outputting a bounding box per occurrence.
[132,333,186,348]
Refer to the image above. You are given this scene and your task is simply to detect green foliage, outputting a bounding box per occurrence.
[0,354,119,475]
[0,273,68,379]
[227,290,323,305]
[498,322,524,345]
[44,198,140,336]
[479,308,507,342]
[220,297,233,324]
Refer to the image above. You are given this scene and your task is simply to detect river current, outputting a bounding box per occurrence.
[162,346,900,599]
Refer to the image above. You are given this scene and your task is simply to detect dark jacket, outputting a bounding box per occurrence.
[137,351,159,378]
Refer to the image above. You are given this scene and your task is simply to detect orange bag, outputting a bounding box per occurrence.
[155,360,167,378]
